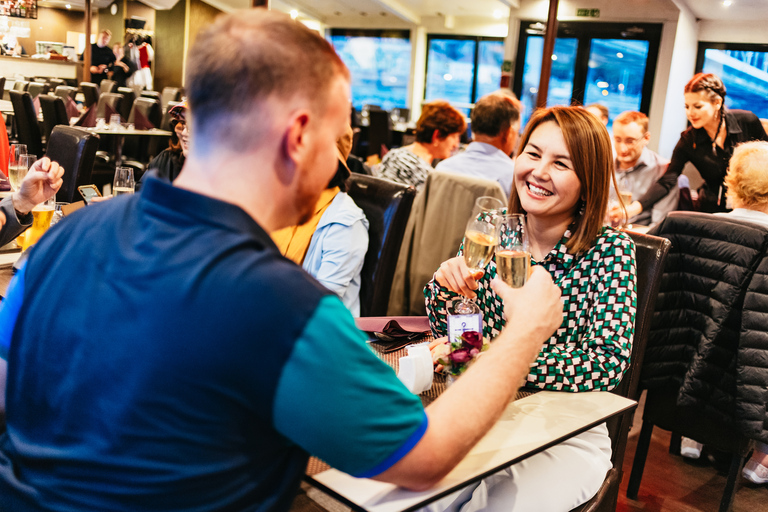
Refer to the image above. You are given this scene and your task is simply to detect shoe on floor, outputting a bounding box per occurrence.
[680,437,703,459]
[743,460,768,484]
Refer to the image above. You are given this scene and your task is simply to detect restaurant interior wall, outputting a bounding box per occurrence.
[154,0,185,92]
[699,20,768,45]
[20,7,97,56]
[98,1,125,46]
[187,0,223,73]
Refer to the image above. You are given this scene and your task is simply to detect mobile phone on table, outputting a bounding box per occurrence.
[77,184,101,204]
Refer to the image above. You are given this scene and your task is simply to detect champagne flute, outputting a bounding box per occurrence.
[496,214,530,288]
[454,196,504,314]
[8,143,27,190]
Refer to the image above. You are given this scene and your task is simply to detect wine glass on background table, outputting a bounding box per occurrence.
[8,143,27,190]
[113,167,135,196]
[454,196,504,314]
[496,214,530,288]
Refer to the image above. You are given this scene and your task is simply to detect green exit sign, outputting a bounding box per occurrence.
[576,8,600,17]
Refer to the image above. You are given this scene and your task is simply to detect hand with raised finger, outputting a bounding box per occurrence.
[434,256,483,298]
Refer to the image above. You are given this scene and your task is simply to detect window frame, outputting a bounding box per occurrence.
[512,21,662,115]
[423,34,506,106]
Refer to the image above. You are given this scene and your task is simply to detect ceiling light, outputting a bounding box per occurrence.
[65,3,71,7]
[723,0,732,6]
[493,10,503,19]
[289,9,298,19]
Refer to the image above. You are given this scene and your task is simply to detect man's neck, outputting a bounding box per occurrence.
[618,159,639,171]
[473,134,504,152]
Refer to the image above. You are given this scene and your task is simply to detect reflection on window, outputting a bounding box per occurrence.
[584,39,649,128]
[520,37,578,128]
[425,39,476,107]
[702,48,768,119]
[329,31,411,111]
[476,40,506,99]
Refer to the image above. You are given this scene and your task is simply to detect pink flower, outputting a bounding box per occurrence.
[461,331,483,350]
[450,348,472,363]
[470,348,479,357]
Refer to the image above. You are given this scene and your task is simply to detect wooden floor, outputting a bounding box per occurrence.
[617,392,768,512]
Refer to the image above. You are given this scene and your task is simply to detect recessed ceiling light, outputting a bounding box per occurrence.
[65,3,71,7]
[723,0,732,6]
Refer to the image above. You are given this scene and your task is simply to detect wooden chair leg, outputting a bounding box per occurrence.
[718,453,744,512]
[627,420,654,500]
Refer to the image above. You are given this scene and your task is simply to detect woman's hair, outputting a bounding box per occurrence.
[168,106,186,153]
[414,100,466,143]
[685,73,727,132]
[725,141,768,209]
[508,106,613,254]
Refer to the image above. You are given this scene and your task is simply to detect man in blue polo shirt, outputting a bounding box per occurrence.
[0,9,563,511]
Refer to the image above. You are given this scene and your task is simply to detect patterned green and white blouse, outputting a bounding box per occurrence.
[424,225,637,392]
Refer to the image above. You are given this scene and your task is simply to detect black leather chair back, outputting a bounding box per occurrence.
[100,80,117,94]
[140,90,161,102]
[27,82,48,98]
[45,126,99,203]
[128,97,161,128]
[367,109,391,158]
[346,174,415,317]
[116,87,136,121]
[47,78,66,90]
[39,95,69,142]
[96,92,123,120]
[160,87,181,111]
[570,231,671,512]
[12,80,28,92]
[79,82,99,109]
[54,85,77,102]
[9,90,43,157]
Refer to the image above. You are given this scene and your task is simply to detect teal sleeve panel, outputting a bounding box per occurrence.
[274,296,428,478]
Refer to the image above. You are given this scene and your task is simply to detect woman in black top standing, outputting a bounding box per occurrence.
[640,73,768,213]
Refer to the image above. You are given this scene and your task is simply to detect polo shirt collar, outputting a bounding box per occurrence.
[140,176,276,249]
[616,147,652,175]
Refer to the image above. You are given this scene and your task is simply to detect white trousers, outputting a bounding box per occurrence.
[420,423,613,512]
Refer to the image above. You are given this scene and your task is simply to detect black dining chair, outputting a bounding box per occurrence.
[569,230,671,512]
[39,95,69,143]
[346,174,416,317]
[12,80,28,92]
[160,87,181,111]
[100,80,117,94]
[47,78,66,90]
[127,97,162,129]
[27,82,48,99]
[9,90,43,157]
[45,126,99,203]
[366,109,391,158]
[95,93,124,121]
[54,85,77,102]
[116,87,136,121]
[140,90,161,102]
[79,82,99,110]
[122,97,164,170]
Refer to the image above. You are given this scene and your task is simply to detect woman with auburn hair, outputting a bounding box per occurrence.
[640,73,767,213]
[378,100,465,190]
[424,106,637,511]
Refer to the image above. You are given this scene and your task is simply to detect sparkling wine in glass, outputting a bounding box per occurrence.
[8,143,27,190]
[10,153,34,192]
[113,167,135,196]
[496,213,530,288]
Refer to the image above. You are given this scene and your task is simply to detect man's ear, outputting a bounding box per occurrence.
[278,110,311,183]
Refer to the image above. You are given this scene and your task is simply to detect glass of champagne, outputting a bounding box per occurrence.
[8,144,27,190]
[113,167,135,196]
[454,196,504,314]
[496,214,530,288]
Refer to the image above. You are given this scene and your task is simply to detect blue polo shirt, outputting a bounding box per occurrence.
[0,178,427,511]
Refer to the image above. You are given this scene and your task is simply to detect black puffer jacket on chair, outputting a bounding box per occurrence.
[641,211,768,444]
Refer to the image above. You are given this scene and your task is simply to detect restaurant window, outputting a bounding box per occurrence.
[514,21,661,130]
[696,42,768,120]
[328,29,411,111]
[424,35,505,113]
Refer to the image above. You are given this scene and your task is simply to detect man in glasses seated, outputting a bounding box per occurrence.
[607,110,678,227]
[0,10,562,512]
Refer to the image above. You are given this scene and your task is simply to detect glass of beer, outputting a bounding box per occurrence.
[454,196,504,313]
[18,194,55,252]
[8,144,27,191]
[496,214,530,288]
[113,167,135,196]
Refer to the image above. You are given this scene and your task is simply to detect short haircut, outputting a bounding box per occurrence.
[185,9,349,154]
[725,141,768,209]
[508,106,614,254]
[586,103,609,120]
[100,30,112,37]
[414,100,466,143]
[613,111,649,133]
[471,92,521,138]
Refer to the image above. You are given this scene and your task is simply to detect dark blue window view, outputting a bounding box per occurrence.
[329,32,411,111]
[520,37,578,128]
[425,37,505,113]
[702,48,768,120]
[583,39,650,128]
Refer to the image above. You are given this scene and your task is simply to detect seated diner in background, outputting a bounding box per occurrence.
[434,91,521,200]
[272,124,369,317]
[678,140,768,484]
[651,73,768,213]
[378,99,465,190]
[0,10,565,511]
[607,111,677,227]
[424,106,637,511]
[140,100,188,186]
